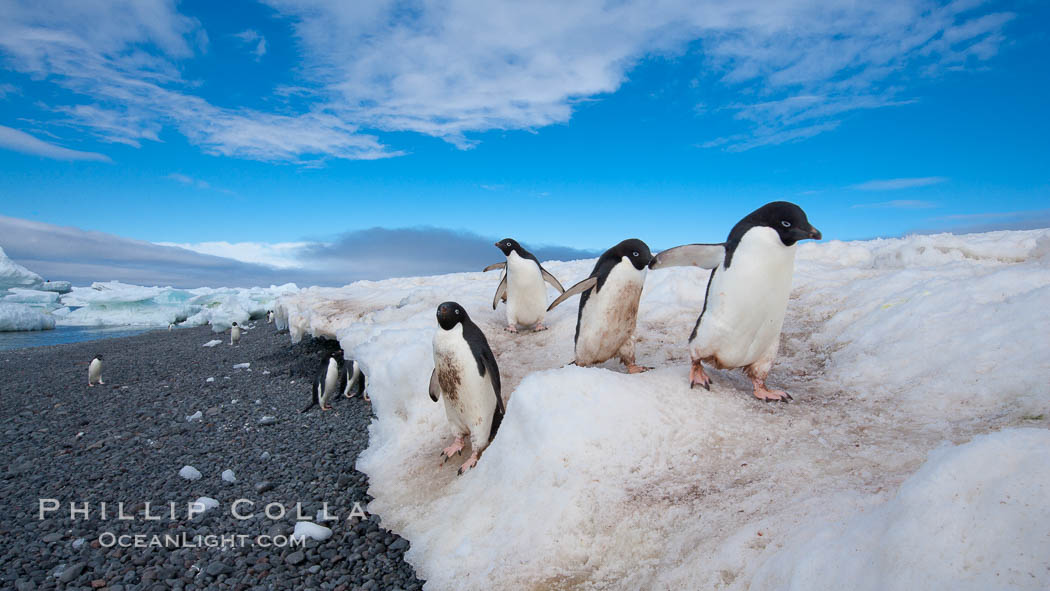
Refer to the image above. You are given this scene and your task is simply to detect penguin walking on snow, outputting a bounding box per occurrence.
[230,322,241,346]
[303,350,346,412]
[429,301,504,474]
[649,201,821,401]
[88,354,104,386]
[343,359,368,402]
[547,239,653,373]
[484,238,565,332]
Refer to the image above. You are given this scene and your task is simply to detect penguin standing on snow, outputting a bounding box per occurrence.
[87,354,104,386]
[547,239,653,373]
[484,238,565,332]
[303,350,346,412]
[429,301,504,474]
[230,322,241,346]
[343,359,368,402]
[649,201,821,402]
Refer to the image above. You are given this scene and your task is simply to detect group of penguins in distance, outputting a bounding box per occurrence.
[90,201,821,476]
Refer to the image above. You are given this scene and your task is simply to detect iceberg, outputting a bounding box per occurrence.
[0,302,57,331]
[0,246,43,293]
[276,228,1050,590]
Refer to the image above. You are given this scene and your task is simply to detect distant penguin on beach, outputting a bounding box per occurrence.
[430,301,504,474]
[303,350,346,412]
[168,323,174,331]
[547,239,653,373]
[343,359,368,402]
[266,310,274,324]
[230,322,241,346]
[485,238,565,332]
[88,354,104,386]
[649,201,821,401]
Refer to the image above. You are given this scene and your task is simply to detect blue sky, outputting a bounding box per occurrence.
[0,0,1047,285]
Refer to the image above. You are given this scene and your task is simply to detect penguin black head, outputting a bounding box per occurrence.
[232,322,238,327]
[745,201,822,246]
[611,238,653,270]
[436,301,468,330]
[495,238,524,257]
[93,354,103,361]
[331,349,345,361]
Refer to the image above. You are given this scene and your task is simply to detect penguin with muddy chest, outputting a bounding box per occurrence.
[429,301,504,474]
[547,239,653,373]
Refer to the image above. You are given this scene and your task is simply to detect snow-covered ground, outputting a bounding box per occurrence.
[277,229,1050,590]
[0,245,298,331]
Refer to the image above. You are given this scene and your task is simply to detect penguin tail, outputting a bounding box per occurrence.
[488,406,504,443]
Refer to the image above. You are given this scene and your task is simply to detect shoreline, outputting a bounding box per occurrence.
[0,322,423,590]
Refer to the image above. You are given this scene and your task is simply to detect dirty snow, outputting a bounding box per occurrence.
[276,229,1050,590]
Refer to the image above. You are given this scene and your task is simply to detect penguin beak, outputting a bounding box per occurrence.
[808,227,822,240]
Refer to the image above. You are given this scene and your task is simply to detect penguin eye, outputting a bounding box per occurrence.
[454,309,460,315]
[781,220,791,228]
[505,242,511,247]
[632,251,639,257]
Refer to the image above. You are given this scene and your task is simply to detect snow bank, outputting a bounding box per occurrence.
[0,302,56,331]
[277,229,1050,590]
[0,246,43,292]
[38,280,72,294]
[2,288,60,305]
[752,428,1050,591]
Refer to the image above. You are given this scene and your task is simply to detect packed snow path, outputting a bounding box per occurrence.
[278,229,1050,590]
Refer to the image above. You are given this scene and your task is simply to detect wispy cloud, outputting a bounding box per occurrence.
[851,177,948,191]
[0,124,111,162]
[0,0,398,163]
[166,172,209,189]
[0,0,1016,160]
[0,214,317,288]
[0,83,18,99]
[852,200,938,209]
[233,29,267,59]
[156,240,313,269]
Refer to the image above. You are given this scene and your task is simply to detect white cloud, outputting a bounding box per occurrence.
[165,172,215,190]
[0,124,111,161]
[851,177,948,191]
[234,29,267,59]
[0,0,397,163]
[0,0,1016,160]
[267,0,1013,149]
[156,240,314,269]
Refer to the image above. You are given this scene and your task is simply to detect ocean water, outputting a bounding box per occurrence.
[0,325,154,351]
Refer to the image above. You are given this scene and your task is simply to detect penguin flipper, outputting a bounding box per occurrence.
[649,244,725,270]
[492,274,508,310]
[483,262,506,272]
[546,276,597,312]
[539,265,565,293]
[428,368,441,402]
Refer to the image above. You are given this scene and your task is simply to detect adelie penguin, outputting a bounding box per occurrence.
[343,359,368,402]
[266,310,274,324]
[230,322,241,346]
[649,201,821,402]
[87,354,104,386]
[547,239,653,373]
[484,238,565,332]
[429,301,504,475]
[303,350,347,412]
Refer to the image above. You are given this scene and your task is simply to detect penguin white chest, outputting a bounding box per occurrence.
[691,227,797,368]
[231,326,241,344]
[576,260,645,365]
[505,252,547,327]
[433,325,495,435]
[323,358,340,397]
[88,359,102,384]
